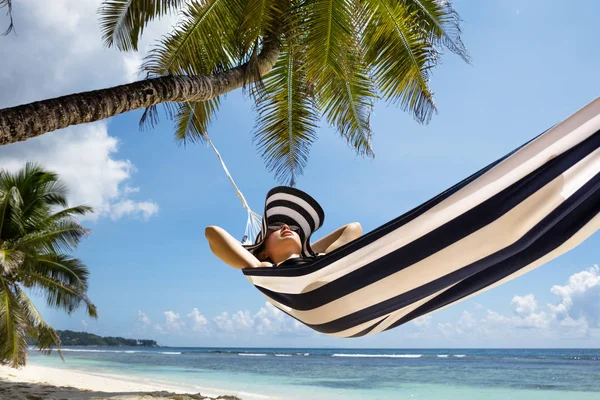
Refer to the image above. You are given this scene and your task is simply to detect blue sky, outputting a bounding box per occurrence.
[1,0,599,348]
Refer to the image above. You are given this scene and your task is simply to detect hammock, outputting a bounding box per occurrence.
[242,97,600,338]
[205,136,262,245]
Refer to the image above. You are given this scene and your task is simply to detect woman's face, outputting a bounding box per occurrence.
[260,223,302,261]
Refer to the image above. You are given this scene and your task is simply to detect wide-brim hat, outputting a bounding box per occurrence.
[243,186,325,258]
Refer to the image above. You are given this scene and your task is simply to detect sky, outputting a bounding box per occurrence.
[0,0,599,348]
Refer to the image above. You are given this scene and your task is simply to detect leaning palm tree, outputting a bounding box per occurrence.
[0,0,468,185]
[0,163,97,367]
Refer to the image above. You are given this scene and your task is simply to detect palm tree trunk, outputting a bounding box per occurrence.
[0,40,280,145]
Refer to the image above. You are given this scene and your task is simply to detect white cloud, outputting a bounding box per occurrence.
[432,266,600,341]
[549,265,600,327]
[155,311,184,334]
[411,315,432,328]
[81,320,88,330]
[0,123,159,221]
[0,0,182,222]
[214,302,309,336]
[111,199,160,221]
[137,311,151,325]
[1,0,180,109]
[187,308,209,332]
[511,294,537,316]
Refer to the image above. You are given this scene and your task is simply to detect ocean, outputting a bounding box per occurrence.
[28,347,600,399]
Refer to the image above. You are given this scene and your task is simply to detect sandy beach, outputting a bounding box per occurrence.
[0,364,245,400]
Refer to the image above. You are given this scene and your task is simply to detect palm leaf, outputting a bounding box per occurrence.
[17,220,90,255]
[0,184,22,240]
[362,0,437,123]
[45,206,94,223]
[140,0,245,130]
[142,0,246,77]
[299,0,375,156]
[172,99,221,145]
[99,0,187,51]
[403,0,470,62]
[21,255,90,292]
[0,247,24,275]
[0,276,28,367]
[25,273,97,318]
[14,286,62,359]
[237,0,286,57]
[254,36,319,186]
[303,0,354,83]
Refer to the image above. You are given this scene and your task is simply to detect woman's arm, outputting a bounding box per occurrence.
[205,226,271,269]
[310,222,362,254]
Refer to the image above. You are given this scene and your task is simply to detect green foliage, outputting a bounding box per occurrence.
[99,0,469,185]
[0,163,96,367]
[53,330,158,347]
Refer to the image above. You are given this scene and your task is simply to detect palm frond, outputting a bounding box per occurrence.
[14,286,62,358]
[99,0,187,51]
[303,0,354,84]
[140,0,244,129]
[142,0,246,77]
[0,184,23,240]
[46,206,94,223]
[254,36,319,186]
[237,0,286,57]
[17,220,90,255]
[317,60,376,157]
[403,0,470,62]
[362,0,438,123]
[26,273,97,318]
[1,0,14,35]
[0,247,24,275]
[0,276,29,367]
[310,1,376,157]
[21,255,90,292]
[173,99,221,145]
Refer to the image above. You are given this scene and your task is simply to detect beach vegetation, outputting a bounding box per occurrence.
[0,163,97,367]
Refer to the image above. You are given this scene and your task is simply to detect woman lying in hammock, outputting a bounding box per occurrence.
[206,186,362,269]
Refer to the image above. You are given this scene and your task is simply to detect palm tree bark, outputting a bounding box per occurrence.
[0,39,280,145]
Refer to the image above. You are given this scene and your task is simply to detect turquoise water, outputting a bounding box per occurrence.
[28,348,600,399]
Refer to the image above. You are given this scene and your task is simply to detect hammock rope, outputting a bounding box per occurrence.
[205,135,263,245]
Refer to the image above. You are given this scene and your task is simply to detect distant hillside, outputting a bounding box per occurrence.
[28,330,159,347]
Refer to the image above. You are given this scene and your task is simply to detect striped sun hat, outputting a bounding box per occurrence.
[243,186,325,258]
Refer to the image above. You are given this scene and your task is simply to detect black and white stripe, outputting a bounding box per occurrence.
[243,186,325,258]
[243,97,600,338]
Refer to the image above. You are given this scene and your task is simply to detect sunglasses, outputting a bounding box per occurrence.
[267,223,301,233]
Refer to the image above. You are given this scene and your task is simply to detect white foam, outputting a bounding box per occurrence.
[437,355,449,358]
[331,354,422,358]
[453,355,466,358]
[160,352,182,355]
[59,349,143,354]
[239,353,267,357]
[274,354,291,357]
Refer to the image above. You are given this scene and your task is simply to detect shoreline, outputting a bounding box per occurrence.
[0,364,266,399]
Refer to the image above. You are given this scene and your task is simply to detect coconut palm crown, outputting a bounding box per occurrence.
[0,163,97,367]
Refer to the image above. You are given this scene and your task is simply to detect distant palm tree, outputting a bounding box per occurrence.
[0,0,469,185]
[0,163,97,367]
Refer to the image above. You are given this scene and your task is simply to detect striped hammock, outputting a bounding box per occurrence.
[243,97,600,338]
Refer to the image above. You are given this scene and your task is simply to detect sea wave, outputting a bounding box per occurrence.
[331,354,422,358]
[59,349,144,354]
[437,355,449,358]
[274,354,292,357]
[239,353,268,357]
[453,355,466,358]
